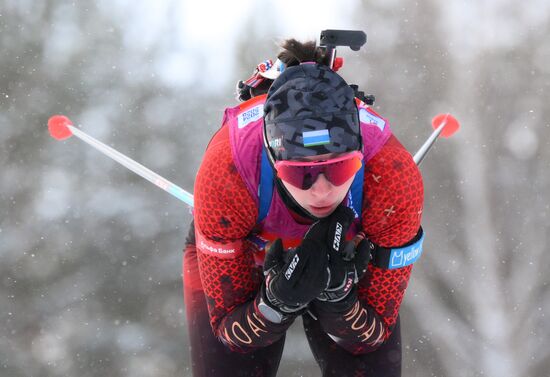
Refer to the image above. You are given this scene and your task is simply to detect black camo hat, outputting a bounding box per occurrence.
[263,63,361,161]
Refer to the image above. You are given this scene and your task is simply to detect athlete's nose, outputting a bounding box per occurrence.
[309,173,333,197]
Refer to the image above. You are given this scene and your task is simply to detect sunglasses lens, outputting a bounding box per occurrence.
[276,156,362,190]
[276,165,321,190]
[324,157,363,186]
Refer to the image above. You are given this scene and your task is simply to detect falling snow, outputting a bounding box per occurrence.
[1,1,550,377]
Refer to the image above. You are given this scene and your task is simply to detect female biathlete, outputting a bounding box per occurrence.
[182,39,424,377]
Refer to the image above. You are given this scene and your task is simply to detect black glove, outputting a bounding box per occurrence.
[261,221,332,317]
[317,206,371,303]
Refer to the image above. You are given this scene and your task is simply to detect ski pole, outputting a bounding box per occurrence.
[48,112,459,208]
[413,113,460,165]
[48,115,194,207]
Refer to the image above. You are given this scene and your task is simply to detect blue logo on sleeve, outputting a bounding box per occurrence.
[388,232,425,269]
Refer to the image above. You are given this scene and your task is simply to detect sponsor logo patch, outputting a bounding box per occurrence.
[269,137,282,149]
[199,240,237,255]
[388,233,425,269]
[359,108,385,131]
[285,254,300,280]
[238,105,263,128]
[195,228,242,259]
[333,222,343,251]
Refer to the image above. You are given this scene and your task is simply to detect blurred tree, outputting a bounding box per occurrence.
[0,1,197,376]
[345,2,550,377]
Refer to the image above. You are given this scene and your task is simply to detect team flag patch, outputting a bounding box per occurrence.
[302,129,330,147]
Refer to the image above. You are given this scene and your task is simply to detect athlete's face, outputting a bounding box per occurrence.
[282,174,355,218]
[279,152,357,218]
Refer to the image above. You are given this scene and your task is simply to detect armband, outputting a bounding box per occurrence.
[369,227,424,269]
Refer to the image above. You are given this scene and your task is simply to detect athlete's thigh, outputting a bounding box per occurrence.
[302,313,401,377]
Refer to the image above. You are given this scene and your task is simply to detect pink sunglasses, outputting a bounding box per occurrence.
[274,151,363,190]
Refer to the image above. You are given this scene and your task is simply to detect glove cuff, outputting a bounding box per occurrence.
[314,286,358,313]
[264,276,308,314]
[258,284,304,324]
[317,268,357,302]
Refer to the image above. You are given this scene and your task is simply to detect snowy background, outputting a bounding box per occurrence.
[1,0,549,376]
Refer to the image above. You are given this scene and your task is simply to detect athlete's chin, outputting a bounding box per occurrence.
[308,203,338,217]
